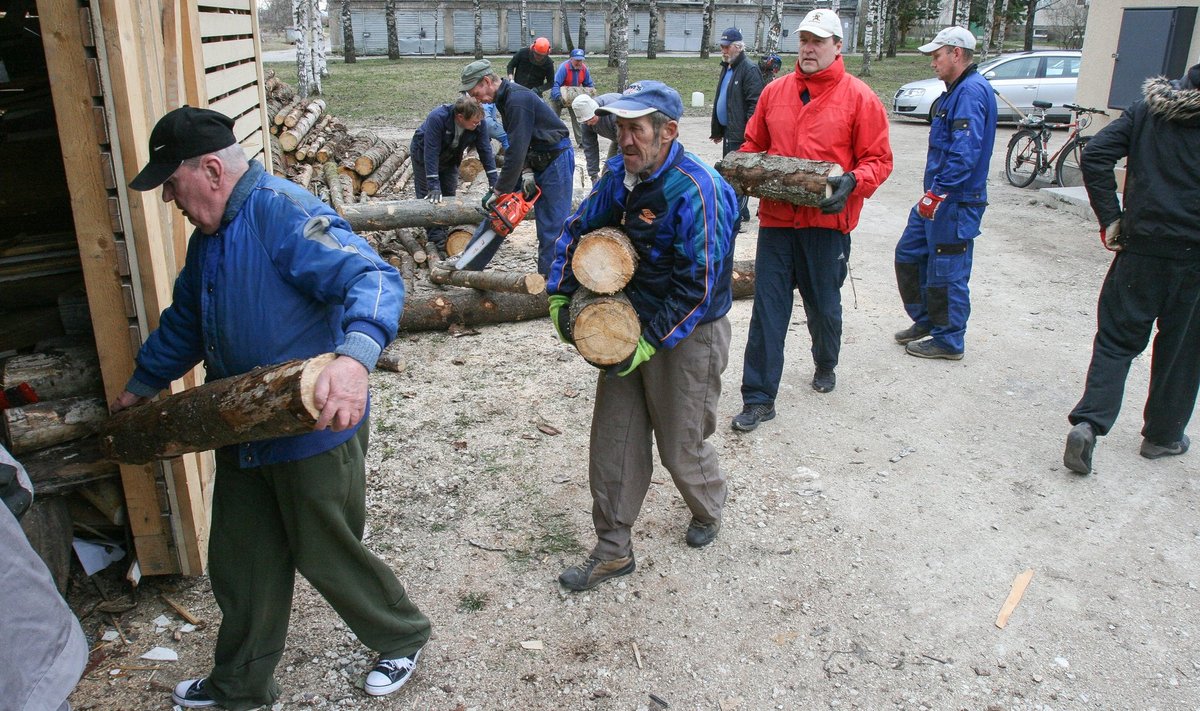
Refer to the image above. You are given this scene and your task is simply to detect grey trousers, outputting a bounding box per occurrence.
[588,317,731,559]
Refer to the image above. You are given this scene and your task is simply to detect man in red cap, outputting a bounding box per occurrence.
[117,106,429,709]
[507,36,555,98]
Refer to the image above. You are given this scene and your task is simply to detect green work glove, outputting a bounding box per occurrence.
[608,337,657,378]
[548,294,572,344]
[481,188,496,211]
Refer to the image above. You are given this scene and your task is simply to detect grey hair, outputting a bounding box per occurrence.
[181,142,247,169]
[730,40,745,52]
[650,111,674,134]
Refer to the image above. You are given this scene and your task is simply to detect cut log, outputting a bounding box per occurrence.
[316,130,354,163]
[1,345,103,400]
[279,99,327,152]
[294,163,315,190]
[339,172,356,207]
[395,252,416,296]
[343,193,584,232]
[572,227,638,294]
[21,496,73,594]
[444,224,476,257]
[362,147,408,196]
[714,152,842,207]
[97,354,337,465]
[400,291,550,332]
[22,437,119,495]
[283,97,312,128]
[355,138,397,177]
[731,258,756,300]
[269,133,288,177]
[459,155,484,183]
[568,287,640,367]
[424,239,445,266]
[429,266,546,295]
[273,96,302,126]
[293,114,335,160]
[339,131,380,174]
[2,396,108,455]
[322,162,346,216]
[79,479,127,526]
[395,227,427,264]
[561,85,597,103]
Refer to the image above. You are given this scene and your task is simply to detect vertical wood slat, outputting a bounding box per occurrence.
[247,2,272,171]
[36,0,176,575]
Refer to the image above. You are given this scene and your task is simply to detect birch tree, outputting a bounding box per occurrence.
[293,0,318,96]
[341,0,355,64]
[519,0,530,46]
[312,3,329,78]
[955,0,970,28]
[754,5,767,53]
[766,0,783,55]
[699,0,715,59]
[578,0,587,50]
[885,0,899,58]
[981,0,997,59]
[473,0,483,59]
[560,0,575,52]
[861,0,878,76]
[647,0,658,59]
[386,0,399,59]
[612,0,629,89]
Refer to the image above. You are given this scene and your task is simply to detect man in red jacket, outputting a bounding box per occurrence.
[731,9,893,432]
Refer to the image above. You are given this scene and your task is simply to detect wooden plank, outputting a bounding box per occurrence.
[178,0,206,107]
[205,61,257,99]
[202,38,255,69]
[209,84,259,121]
[995,568,1035,629]
[248,5,272,174]
[240,129,265,161]
[198,0,253,9]
[198,11,253,38]
[232,109,263,143]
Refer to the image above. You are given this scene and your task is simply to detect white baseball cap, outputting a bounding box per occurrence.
[572,94,599,122]
[796,9,842,39]
[918,26,977,54]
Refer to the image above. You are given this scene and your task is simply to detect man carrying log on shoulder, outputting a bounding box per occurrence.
[411,94,499,250]
[460,59,574,275]
[731,9,892,433]
[112,107,430,709]
[545,82,739,592]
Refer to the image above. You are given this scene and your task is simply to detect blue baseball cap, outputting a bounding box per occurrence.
[719,27,743,46]
[596,80,683,121]
[570,49,585,60]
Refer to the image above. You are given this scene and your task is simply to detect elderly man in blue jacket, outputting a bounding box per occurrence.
[114,107,430,710]
[546,82,739,592]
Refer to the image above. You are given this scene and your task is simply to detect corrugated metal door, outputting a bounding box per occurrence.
[350,10,389,56]
[395,9,445,55]
[565,11,608,53]
[715,12,758,48]
[452,9,502,53]
[507,10,555,51]
[779,13,804,54]
[627,11,651,53]
[662,9,702,52]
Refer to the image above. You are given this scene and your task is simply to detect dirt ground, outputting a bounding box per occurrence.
[67,114,1199,711]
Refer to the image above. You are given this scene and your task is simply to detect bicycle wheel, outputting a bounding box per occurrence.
[1005,131,1041,188]
[1055,136,1088,188]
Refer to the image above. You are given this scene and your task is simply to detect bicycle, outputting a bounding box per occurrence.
[1004,101,1108,188]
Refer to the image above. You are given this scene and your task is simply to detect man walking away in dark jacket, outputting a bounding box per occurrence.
[411,95,499,249]
[710,27,763,225]
[1062,63,1200,475]
[507,37,555,98]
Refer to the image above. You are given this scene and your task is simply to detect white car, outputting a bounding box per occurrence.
[892,50,1082,122]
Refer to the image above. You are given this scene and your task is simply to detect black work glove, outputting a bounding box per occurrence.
[425,187,442,205]
[819,172,857,214]
[1,463,32,520]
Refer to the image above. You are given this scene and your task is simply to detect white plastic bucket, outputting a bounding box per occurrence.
[691,91,704,107]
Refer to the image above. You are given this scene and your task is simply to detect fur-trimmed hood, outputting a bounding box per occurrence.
[1143,74,1200,123]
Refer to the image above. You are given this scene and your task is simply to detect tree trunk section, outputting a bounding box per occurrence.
[445,224,476,256]
[2,396,108,455]
[341,0,356,63]
[274,96,302,126]
[715,152,840,207]
[395,227,428,264]
[97,354,337,465]
[355,139,397,177]
[21,437,118,496]
[647,0,659,58]
[459,155,484,183]
[323,162,347,216]
[569,287,640,366]
[386,0,400,59]
[1,345,102,400]
[428,266,546,294]
[399,291,550,331]
[279,99,327,151]
[362,148,408,196]
[572,227,637,294]
[473,0,483,59]
[612,0,629,87]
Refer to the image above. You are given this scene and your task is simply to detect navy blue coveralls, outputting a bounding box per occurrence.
[410,103,498,246]
[894,65,997,353]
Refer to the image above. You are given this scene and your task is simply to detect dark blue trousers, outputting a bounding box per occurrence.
[741,227,850,406]
[532,146,576,275]
[410,144,459,248]
[1069,252,1200,445]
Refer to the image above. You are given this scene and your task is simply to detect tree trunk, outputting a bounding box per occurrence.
[996,0,1011,50]
[400,290,550,331]
[343,196,575,232]
[473,0,483,59]
[754,4,766,53]
[97,354,338,465]
[21,437,118,496]
[957,0,972,30]
[612,0,629,89]
[715,152,841,207]
[885,0,899,58]
[355,138,397,177]
[323,162,347,215]
[560,0,575,52]
[572,227,637,294]
[577,0,587,50]
[294,0,312,97]
[699,0,715,59]
[341,0,356,63]
[279,99,327,151]
[1023,0,1037,51]
[386,0,400,59]
[362,148,408,196]
[982,0,997,59]
[429,266,547,294]
[519,0,530,45]
[569,287,639,366]
[861,0,877,76]
[1,346,102,401]
[2,396,108,455]
[312,0,328,81]
[766,0,782,53]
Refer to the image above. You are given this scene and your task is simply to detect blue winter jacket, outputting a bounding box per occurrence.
[925,65,997,203]
[547,141,738,349]
[127,161,404,467]
[494,79,570,193]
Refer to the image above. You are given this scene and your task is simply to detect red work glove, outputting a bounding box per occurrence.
[917,191,946,220]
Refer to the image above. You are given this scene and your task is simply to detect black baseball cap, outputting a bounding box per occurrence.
[129,106,237,191]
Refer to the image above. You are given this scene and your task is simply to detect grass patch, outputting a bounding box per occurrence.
[265,52,933,127]
[458,591,488,612]
[506,509,583,565]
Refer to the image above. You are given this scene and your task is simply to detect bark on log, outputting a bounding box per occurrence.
[399,291,550,331]
[273,96,302,126]
[270,134,288,177]
[21,437,118,496]
[568,287,640,366]
[428,266,546,294]
[732,258,756,300]
[21,496,72,594]
[362,147,408,196]
[293,114,336,160]
[395,228,427,264]
[322,162,346,215]
[339,172,356,206]
[714,152,842,207]
[283,97,312,128]
[424,239,446,267]
[355,139,397,177]
[339,131,380,173]
[316,130,354,163]
[97,354,337,465]
[294,163,315,190]
[2,396,108,455]
[279,99,326,152]
[444,224,476,257]
[343,196,580,231]
[1,345,103,400]
[572,227,638,294]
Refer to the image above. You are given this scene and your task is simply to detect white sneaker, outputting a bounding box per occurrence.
[364,647,422,696]
[171,678,218,708]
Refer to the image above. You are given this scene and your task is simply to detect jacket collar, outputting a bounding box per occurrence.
[722,51,747,70]
[1145,75,1200,123]
[220,159,265,228]
[792,54,846,98]
[944,63,979,95]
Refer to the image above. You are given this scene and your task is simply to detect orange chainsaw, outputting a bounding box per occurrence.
[453,185,541,270]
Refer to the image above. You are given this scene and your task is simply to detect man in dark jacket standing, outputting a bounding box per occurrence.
[507,37,555,98]
[411,95,499,249]
[710,27,763,224]
[1062,63,1200,475]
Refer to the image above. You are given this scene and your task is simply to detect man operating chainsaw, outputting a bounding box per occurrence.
[545,82,739,592]
[457,59,574,274]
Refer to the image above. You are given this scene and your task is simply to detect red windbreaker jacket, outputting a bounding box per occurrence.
[740,55,893,232]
